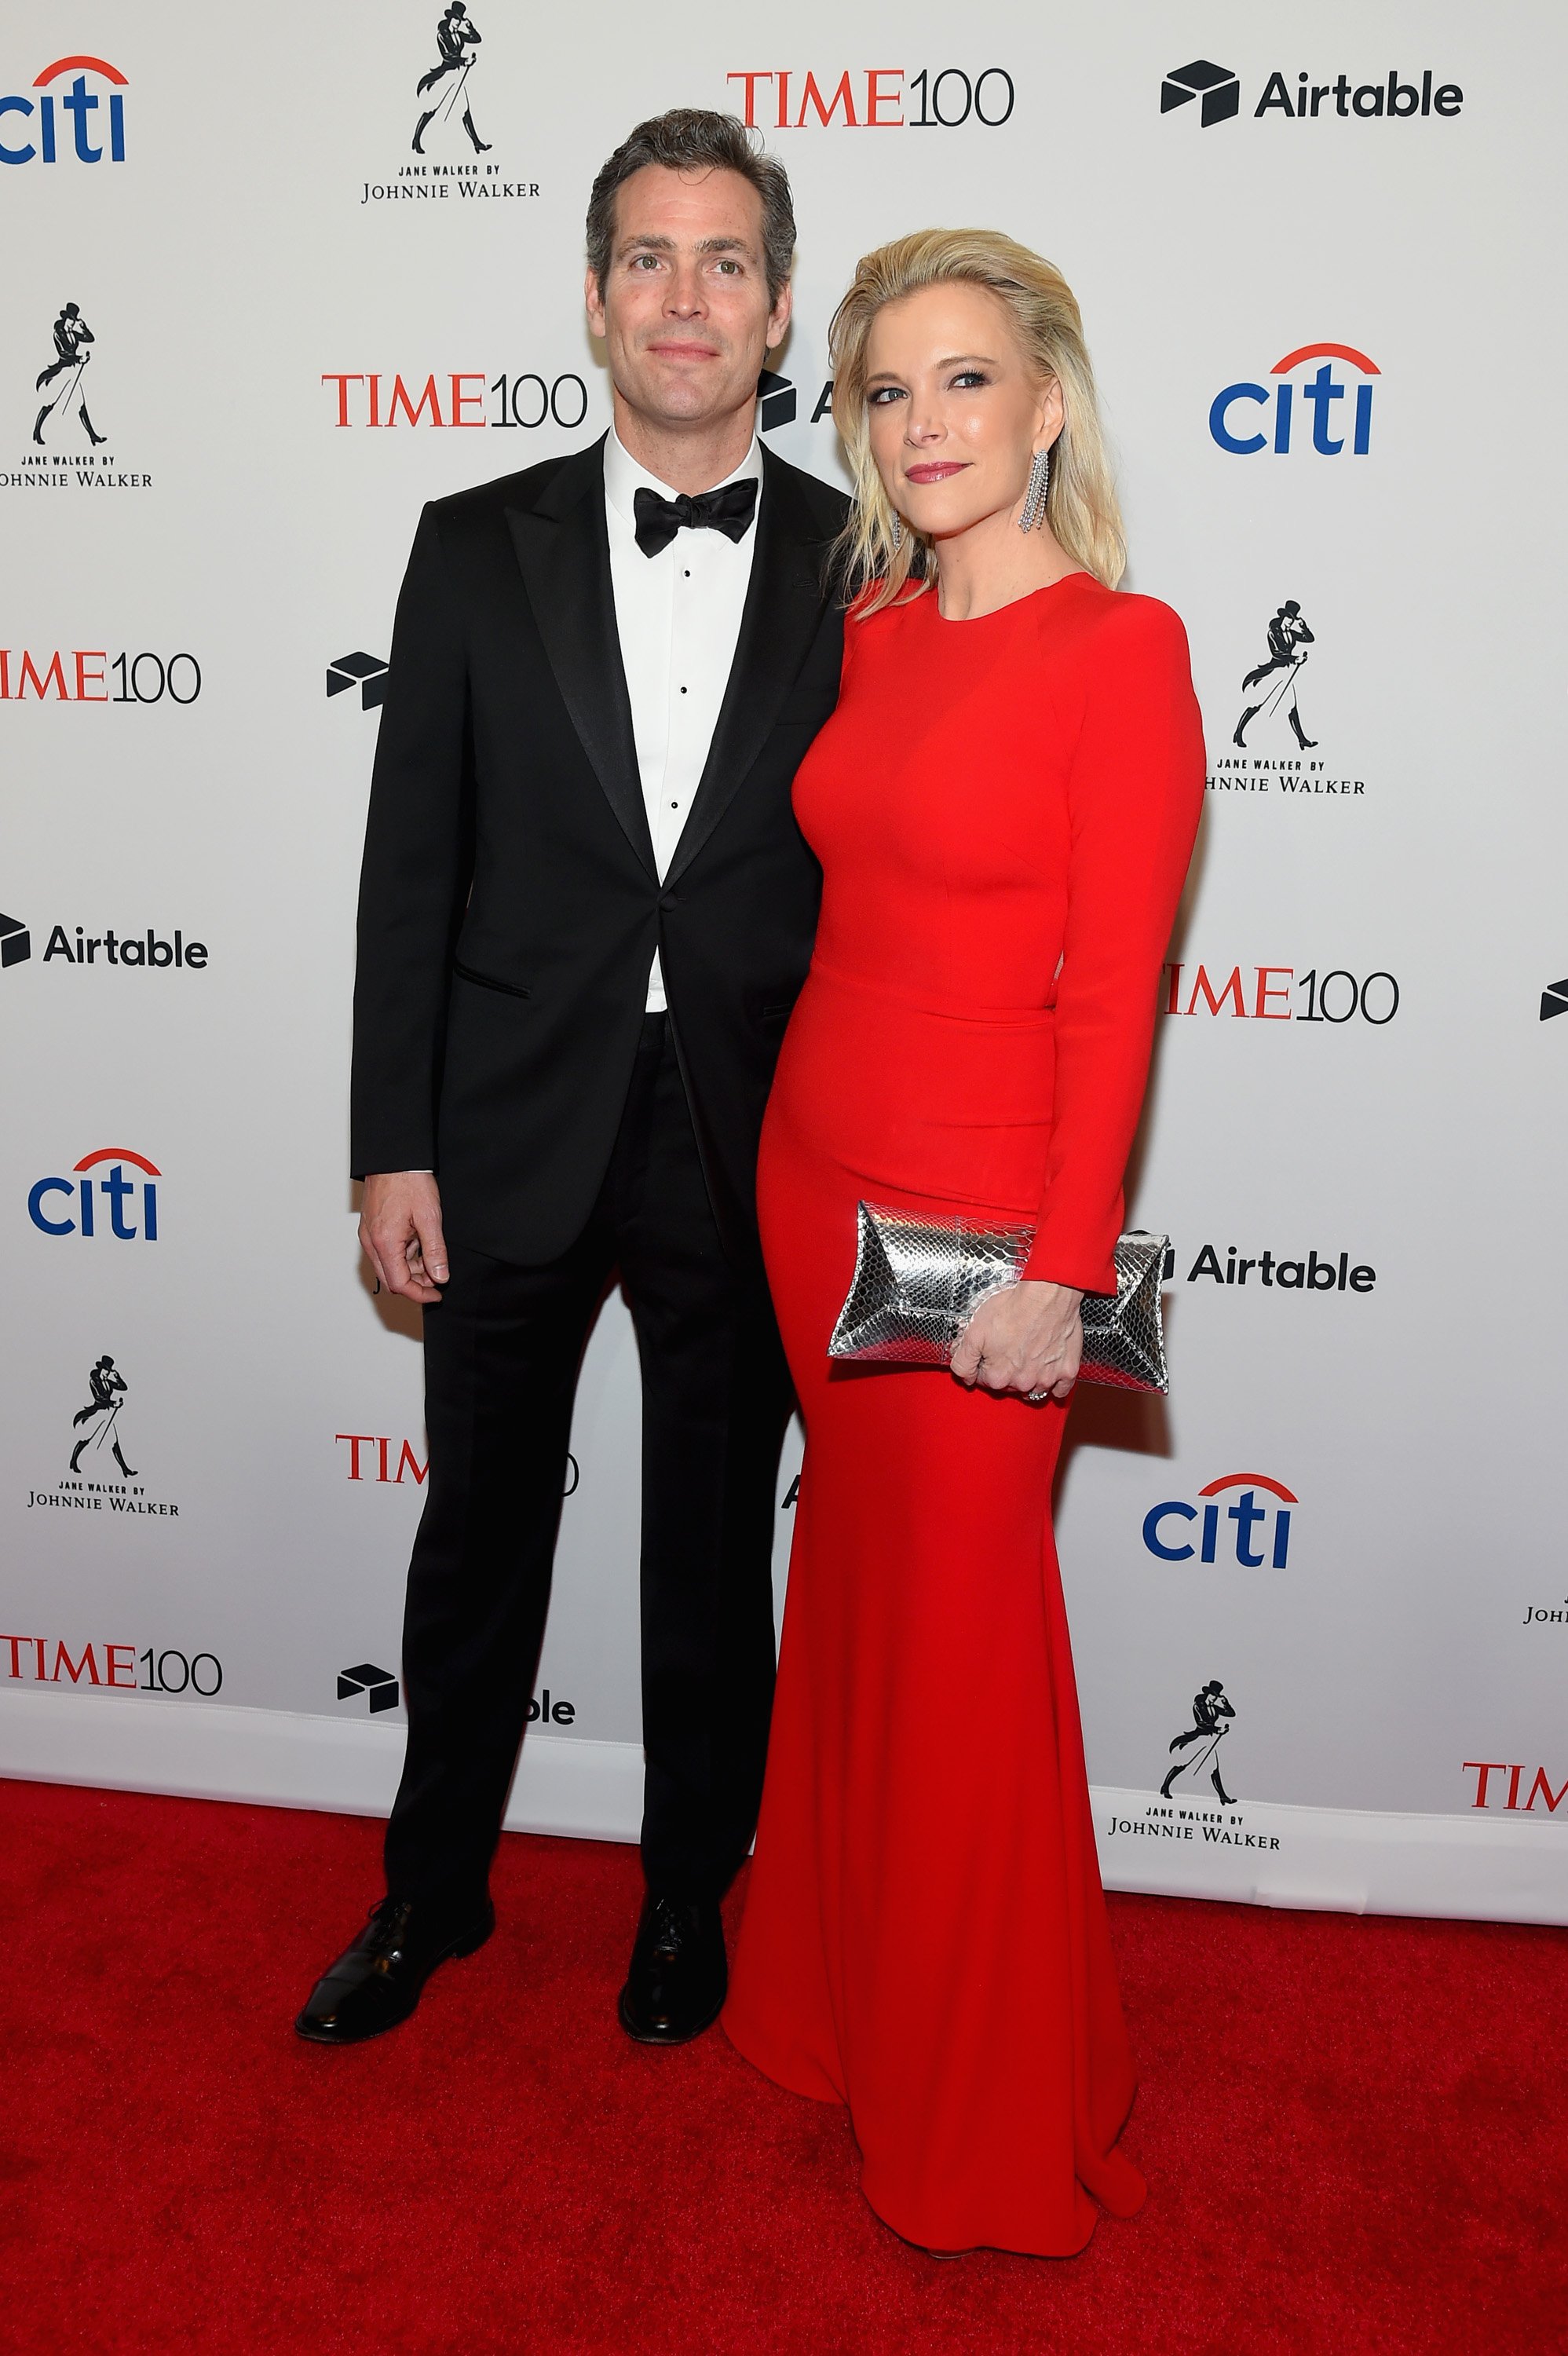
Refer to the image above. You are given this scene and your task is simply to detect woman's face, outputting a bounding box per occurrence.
[863,281,1062,543]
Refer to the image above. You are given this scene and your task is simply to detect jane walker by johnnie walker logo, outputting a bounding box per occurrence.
[1102,1679,1283,1856]
[358,5,539,209]
[1206,599,1371,803]
[26,1352,182,1518]
[5,301,149,492]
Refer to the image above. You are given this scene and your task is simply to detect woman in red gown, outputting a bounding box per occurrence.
[722,231,1204,2257]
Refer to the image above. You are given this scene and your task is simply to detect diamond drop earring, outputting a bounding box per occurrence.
[889,509,905,554]
[1018,447,1050,533]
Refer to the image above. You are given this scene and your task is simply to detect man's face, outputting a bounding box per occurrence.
[586,163,791,434]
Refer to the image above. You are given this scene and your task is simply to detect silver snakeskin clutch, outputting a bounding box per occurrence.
[828,1204,1170,1393]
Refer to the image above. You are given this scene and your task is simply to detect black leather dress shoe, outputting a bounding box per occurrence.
[294,1893,494,2045]
[617,1893,727,2045]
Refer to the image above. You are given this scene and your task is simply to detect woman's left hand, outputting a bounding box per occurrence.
[951,1279,1084,1402]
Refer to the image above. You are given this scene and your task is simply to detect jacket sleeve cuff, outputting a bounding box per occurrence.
[1022,1221,1118,1298]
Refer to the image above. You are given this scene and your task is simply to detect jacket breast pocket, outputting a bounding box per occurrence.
[452,959,532,1001]
[769,703,831,735]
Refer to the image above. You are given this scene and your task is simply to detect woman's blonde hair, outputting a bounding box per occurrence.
[828,228,1125,612]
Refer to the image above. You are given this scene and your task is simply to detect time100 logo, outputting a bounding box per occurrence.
[725,68,1015,129]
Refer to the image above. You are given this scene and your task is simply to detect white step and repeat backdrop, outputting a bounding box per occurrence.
[5,2,1566,1922]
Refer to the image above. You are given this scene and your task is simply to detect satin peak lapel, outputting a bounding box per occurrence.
[505,443,656,876]
[665,451,832,887]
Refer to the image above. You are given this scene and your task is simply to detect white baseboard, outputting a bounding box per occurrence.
[1091,1783,1568,1925]
[2,1688,1565,1926]
[0,1685,644,1844]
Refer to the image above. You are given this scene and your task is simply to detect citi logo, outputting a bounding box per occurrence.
[1142,1473,1296,1568]
[28,1147,160,1240]
[1210,345,1378,457]
[1162,61,1463,126]
[0,55,127,165]
[1463,1762,1567,1816]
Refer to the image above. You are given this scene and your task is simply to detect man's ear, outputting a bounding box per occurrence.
[765,278,794,353]
[584,265,606,342]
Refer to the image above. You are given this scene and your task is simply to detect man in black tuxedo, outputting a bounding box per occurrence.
[295,109,846,2049]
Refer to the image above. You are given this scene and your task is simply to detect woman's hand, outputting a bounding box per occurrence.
[950,1279,1084,1403]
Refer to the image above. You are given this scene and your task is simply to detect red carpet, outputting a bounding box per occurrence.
[2,1780,1566,2356]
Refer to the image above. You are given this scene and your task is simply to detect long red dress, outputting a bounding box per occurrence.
[722,572,1205,2257]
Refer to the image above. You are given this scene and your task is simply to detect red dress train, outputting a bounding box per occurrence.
[722,573,1205,2256]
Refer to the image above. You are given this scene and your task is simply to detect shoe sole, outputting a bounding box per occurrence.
[293,1912,495,2047]
[616,1983,726,2047]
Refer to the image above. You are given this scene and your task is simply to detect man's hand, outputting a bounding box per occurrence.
[950,1279,1084,1403]
[360,1172,449,1304]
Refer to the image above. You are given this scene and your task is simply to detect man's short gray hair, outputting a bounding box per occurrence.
[586,108,795,307]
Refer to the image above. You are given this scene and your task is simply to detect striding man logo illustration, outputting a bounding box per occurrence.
[68,1354,137,1480]
[1234,601,1317,752]
[34,303,108,448]
[412,4,491,156]
[1160,1678,1237,1804]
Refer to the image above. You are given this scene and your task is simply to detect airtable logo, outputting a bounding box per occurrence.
[1161,62,1464,126]
[1142,1474,1297,1568]
[1160,62,1238,127]
[756,368,833,433]
[327,652,389,710]
[27,1147,160,1239]
[0,913,208,971]
[338,1662,400,1714]
[0,56,127,165]
[1210,345,1379,457]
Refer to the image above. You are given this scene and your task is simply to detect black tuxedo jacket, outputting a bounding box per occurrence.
[350,434,849,1265]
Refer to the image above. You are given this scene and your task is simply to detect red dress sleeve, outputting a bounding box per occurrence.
[1021,596,1204,1297]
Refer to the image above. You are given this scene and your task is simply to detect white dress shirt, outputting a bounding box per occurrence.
[603,425,762,1012]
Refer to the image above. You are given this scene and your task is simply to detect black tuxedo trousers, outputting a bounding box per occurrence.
[385,1015,792,1908]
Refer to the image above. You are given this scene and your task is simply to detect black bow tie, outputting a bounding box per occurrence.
[633,477,758,559]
